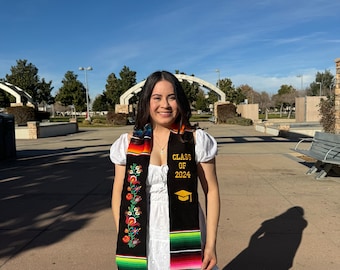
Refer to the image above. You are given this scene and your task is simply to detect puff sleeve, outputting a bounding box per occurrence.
[109,133,129,165]
[195,129,217,163]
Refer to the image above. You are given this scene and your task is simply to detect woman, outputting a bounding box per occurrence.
[110,71,220,270]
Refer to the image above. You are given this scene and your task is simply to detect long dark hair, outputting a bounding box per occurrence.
[134,71,192,130]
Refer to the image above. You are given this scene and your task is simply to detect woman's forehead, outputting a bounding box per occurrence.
[152,80,175,94]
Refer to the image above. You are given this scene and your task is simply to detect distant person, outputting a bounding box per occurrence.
[110,70,220,269]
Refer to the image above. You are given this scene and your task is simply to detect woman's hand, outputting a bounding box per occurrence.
[202,246,217,269]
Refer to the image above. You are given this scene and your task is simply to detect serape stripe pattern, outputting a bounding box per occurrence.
[116,255,147,270]
[170,230,202,269]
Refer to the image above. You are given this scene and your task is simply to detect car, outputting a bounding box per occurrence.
[127,116,135,125]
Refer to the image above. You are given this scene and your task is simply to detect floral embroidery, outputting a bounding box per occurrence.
[122,163,143,248]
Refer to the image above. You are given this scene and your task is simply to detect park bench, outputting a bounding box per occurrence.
[293,131,340,180]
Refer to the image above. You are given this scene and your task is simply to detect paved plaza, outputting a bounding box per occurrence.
[1,123,340,269]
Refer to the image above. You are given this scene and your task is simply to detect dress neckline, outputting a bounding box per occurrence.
[149,163,167,168]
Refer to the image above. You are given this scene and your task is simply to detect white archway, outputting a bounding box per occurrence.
[0,81,36,107]
[119,74,225,105]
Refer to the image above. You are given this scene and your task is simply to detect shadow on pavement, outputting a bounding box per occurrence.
[0,144,113,263]
[222,206,308,270]
[214,135,300,144]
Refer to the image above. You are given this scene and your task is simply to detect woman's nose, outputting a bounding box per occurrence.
[161,97,170,107]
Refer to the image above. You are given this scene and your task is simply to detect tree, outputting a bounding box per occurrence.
[175,70,199,105]
[55,71,86,112]
[103,66,137,109]
[104,73,119,109]
[273,85,297,118]
[237,84,258,104]
[119,66,137,95]
[195,89,208,111]
[5,59,53,105]
[258,91,271,119]
[219,78,245,104]
[0,90,11,108]
[37,78,55,107]
[92,94,109,112]
[308,70,335,97]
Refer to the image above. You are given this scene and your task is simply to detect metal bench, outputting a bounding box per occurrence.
[293,131,340,180]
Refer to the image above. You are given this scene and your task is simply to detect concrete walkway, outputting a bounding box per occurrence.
[1,123,340,269]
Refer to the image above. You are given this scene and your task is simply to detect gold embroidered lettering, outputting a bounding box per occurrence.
[172,153,191,161]
[178,162,186,169]
[174,171,191,178]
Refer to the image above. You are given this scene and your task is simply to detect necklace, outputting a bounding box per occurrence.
[154,139,167,154]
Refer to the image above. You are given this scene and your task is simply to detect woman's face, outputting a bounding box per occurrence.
[149,80,179,128]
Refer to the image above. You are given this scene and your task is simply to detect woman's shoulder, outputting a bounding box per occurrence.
[109,133,130,164]
[194,128,217,162]
[195,128,216,144]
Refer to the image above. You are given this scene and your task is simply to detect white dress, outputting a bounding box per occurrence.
[110,129,217,270]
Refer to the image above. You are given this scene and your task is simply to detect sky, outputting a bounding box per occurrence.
[0,0,339,100]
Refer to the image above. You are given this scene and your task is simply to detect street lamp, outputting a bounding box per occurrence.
[316,82,322,96]
[297,75,303,91]
[79,66,93,120]
[215,69,220,88]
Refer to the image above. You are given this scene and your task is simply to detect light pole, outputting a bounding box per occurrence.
[215,69,220,88]
[297,75,303,91]
[316,82,322,96]
[79,66,93,120]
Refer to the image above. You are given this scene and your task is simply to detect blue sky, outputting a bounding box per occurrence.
[0,0,339,100]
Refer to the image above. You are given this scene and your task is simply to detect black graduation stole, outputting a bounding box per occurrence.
[115,124,202,270]
[116,125,151,269]
[167,130,202,269]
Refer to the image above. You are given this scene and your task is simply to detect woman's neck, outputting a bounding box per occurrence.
[152,124,170,136]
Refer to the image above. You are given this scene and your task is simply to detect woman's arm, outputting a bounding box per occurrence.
[198,158,220,270]
[111,164,126,233]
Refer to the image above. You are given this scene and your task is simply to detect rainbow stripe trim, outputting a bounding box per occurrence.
[127,137,151,155]
[170,230,202,269]
[116,255,147,270]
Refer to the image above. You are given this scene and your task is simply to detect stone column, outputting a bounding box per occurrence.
[335,58,340,134]
[27,121,40,139]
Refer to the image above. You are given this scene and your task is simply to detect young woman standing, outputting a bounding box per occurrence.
[110,71,220,269]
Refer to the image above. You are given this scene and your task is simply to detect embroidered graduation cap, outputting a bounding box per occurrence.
[175,190,192,202]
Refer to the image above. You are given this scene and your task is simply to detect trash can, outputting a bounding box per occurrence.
[0,113,16,160]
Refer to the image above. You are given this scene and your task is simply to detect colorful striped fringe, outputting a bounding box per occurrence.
[170,230,202,269]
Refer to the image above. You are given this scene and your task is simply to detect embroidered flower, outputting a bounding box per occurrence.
[121,163,144,248]
[135,165,142,174]
[125,193,133,200]
[122,235,130,243]
[131,227,140,235]
[135,195,142,203]
[132,238,141,245]
[133,186,141,192]
[126,216,140,227]
[134,207,141,216]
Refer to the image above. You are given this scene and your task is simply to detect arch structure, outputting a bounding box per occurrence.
[0,81,36,107]
[119,74,225,105]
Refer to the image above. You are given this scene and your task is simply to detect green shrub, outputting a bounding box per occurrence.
[35,111,50,122]
[6,106,51,125]
[106,111,127,126]
[225,117,253,126]
[6,106,35,125]
[82,119,91,125]
[216,103,237,123]
[92,118,105,124]
[319,96,335,133]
